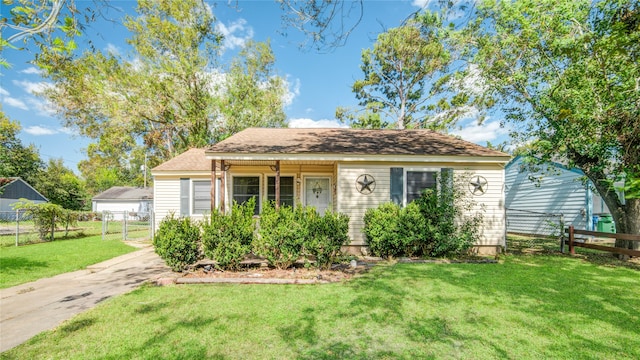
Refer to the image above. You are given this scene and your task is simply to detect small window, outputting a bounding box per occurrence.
[192,180,211,215]
[233,176,260,215]
[267,176,295,207]
[406,171,437,204]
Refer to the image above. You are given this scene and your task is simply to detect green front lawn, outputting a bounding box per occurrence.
[3,252,639,359]
[0,235,137,288]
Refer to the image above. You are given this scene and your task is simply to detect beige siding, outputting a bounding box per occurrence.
[337,163,505,248]
[153,177,181,229]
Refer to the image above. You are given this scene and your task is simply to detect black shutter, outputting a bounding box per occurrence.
[180,178,189,216]
[390,168,404,205]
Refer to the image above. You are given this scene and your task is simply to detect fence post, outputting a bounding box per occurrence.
[123,211,127,241]
[102,211,106,240]
[15,209,19,247]
[568,225,575,255]
[559,215,565,253]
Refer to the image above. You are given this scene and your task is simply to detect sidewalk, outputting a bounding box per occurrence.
[0,246,172,353]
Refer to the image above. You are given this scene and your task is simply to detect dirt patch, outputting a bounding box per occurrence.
[182,262,372,283]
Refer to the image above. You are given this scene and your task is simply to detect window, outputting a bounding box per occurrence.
[267,176,295,207]
[406,171,437,203]
[391,168,440,205]
[192,180,211,214]
[233,176,260,215]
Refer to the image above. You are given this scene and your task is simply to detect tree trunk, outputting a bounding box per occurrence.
[590,176,639,254]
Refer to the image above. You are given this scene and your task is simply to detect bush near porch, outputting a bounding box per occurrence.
[153,199,350,272]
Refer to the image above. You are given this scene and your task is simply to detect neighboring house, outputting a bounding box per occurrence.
[152,128,511,255]
[0,177,48,216]
[505,156,620,236]
[92,186,153,220]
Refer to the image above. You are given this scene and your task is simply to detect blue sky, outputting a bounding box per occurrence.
[1,0,508,173]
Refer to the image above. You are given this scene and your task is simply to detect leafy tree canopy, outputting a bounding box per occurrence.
[0,110,43,185]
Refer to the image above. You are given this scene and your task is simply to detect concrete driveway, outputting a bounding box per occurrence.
[0,246,171,353]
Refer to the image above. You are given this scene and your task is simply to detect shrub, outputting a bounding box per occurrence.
[363,171,483,258]
[254,201,307,269]
[12,199,65,241]
[202,198,256,271]
[153,214,201,272]
[363,202,403,258]
[305,210,350,269]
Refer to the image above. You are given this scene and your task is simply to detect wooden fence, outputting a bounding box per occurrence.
[563,225,640,257]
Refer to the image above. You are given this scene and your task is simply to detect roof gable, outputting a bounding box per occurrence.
[207,128,509,158]
[0,177,48,201]
[151,148,212,172]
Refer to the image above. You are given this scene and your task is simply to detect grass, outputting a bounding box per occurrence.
[2,236,639,359]
[0,235,137,288]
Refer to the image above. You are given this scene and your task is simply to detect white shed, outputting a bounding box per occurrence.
[92,187,153,220]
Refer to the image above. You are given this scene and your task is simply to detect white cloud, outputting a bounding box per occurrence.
[20,67,42,75]
[24,125,58,136]
[58,127,78,135]
[12,79,52,95]
[26,97,57,117]
[451,119,508,144]
[216,18,254,50]
[105,43,121,56]
[282,76,301,107]
[3,97,29,110]
[0,87,9,96]
[288,118,348,128]
[411,0,433,8]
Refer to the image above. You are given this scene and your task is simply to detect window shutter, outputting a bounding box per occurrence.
[180,178,189,216]
[390,168,404,205]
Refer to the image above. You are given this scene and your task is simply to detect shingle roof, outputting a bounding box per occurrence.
[151,148,213,172]
[207,128,509,158]
[92,187,153,201]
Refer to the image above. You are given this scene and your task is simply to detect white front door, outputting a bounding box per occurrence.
[305,177,331,214]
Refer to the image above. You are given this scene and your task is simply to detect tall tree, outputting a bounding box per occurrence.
[38,0,287,181]
[337,13,466,130]
[35,158,89,210]
[455,0,639,244]
[0,111,43,184]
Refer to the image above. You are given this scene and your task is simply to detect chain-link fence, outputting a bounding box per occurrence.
[101,210,154,241]
[506,208,565,238]
[1,210,153,246]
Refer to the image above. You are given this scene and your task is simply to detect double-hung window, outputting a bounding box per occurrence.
[192,180,212,214]
[233,176,260,215]
[267,176,295,207]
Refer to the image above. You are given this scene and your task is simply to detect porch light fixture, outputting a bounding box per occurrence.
[312,181,323,198]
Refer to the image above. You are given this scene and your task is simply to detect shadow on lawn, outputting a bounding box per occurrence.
[0,257,48,273]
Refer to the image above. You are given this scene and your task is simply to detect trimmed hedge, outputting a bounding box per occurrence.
[152,214,201,272]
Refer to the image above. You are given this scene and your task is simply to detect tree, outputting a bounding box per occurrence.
[455,0,639,246]
[38,0,287,174]
[0,111,43,184]
[337,12,466,130]
[35,158,89,210]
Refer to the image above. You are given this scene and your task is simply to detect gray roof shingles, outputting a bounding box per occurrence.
[92,186,153,201]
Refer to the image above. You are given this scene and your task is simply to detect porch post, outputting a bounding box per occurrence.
[220,160,226,212]
[275,160,281,210]
[210,160,216,212]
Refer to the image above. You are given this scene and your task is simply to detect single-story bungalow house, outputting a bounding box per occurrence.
[0,177,48,217]
[152,128,511,254]
[92,186,153,220]
[505,156,622,236]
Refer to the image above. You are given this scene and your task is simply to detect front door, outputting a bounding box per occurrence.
[305,177,331,214]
